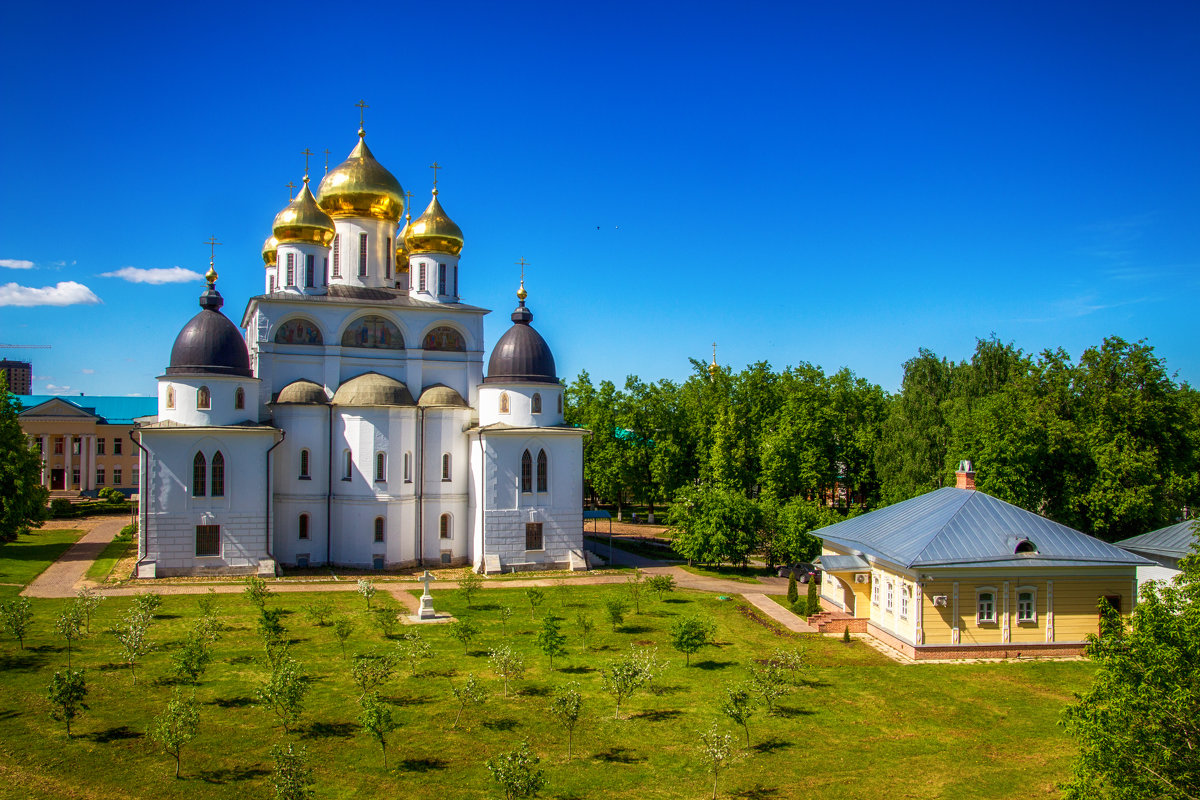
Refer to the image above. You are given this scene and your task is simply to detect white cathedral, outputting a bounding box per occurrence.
[134,123,587,578]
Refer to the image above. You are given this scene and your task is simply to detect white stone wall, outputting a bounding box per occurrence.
[407,254,461,303]
[478,383,565,427]
[330,218,399,289]
[276,242,331,296]
[139,428,276,576]
[158,375,261,426]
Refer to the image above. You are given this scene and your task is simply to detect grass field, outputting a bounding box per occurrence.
[0,582,1092,800]
[0,528,84,599]
[85,538,136,583]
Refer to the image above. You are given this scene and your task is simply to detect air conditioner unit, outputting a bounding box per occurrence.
[932,595,949,607]
[854,573,870,584]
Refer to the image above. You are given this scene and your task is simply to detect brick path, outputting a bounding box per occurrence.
[23,517,126,598]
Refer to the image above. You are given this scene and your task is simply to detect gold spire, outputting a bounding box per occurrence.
[516,258,528,301]
[404,188,464,256]
[204,236,221,284]
[709,342,718,376]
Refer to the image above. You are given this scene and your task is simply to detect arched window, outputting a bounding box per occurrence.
[531,393,542,414]
[166,385,175,409]
[537,449,548,492]
[375,452,387,482]
[440,513,452,540]
[192,452,206,497]
[499,392,510,414]
[1015,539,1038,554]
[299,449,310,479]
[235,387,245,410]
[211,451,225,497]
[422,326,465,352]
[298,513,309,540]
[341,315,404,349]
[274,318,323,345]
[374,517,385,543]
[521,449,532,493]
[557,393,563,414]
[197,386,211,409]
[441,453,451,481]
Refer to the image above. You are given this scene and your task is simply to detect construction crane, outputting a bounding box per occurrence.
[0,344,51,348]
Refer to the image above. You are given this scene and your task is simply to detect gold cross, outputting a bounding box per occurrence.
[405,191,414,220]
[324,148,331,174]
[429,161,442,188]
[204,236,222,268]
[286,181,296,200]
[516,257,529,282]
[301,148,313,181]
[712,342,718,362]
[356,99,369,129]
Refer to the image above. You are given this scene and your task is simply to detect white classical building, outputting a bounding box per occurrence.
[134,124,587,578]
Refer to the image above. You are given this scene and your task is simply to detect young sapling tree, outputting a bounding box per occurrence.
[395,631,432,675]
[457,568,483,609]
[148,689,200,778]
[549,681,583,758]
[721,682,755,747]
[524,586,544,620]
[488,645,526,697]
[270,742,314,800]
[0,596,33,649]
[301,597,334,627]
[46,668,87,736]
[55,601,85,668]
[331,615,355,658]
[647,574,676,602]
[351,650,398,701]
[605,598,629,632]
[256,655,311,733]
[448,618,480,654]
[75,587,104,634]
[357,578,377,611]
[357,692,398,769]
[449,673,487,730]
[536,615,567,669]
[486,739,546,800]
[697,724,738,800]
[243,576,271,611]
[574,611,595,651]
[110,609,152,685]
[626,568,645,613]
[670,615,715,666]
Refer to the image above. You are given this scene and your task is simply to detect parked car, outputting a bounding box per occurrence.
[778,562,821,584]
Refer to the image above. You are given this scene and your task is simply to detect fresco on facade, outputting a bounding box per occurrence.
[342,315,405,349]
[274,318,324,345]
[423,326,465,352]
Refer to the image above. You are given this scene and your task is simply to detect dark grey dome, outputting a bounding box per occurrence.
[166,285,252,377]
[484,301,557,384]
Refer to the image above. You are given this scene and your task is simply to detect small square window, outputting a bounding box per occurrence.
[977,592,996,624]
[113,438,122,455]
[1017,591,1036,622]
[525,522,543,551]
[196,525,220,557]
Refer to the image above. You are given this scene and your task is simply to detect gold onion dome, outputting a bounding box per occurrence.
[316,132,405,222]
[261,235,278,266]
[395,216,411,269]
[405,190,464,256]
[272,182,336,246]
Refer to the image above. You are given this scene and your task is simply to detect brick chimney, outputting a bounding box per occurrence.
[955,460,976,490]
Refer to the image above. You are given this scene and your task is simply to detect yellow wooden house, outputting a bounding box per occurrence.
[813,467,1149,659]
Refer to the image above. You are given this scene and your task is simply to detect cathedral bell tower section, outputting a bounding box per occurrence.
[316,126,406,291]
[270,175,335,296]
[405,179,464,304]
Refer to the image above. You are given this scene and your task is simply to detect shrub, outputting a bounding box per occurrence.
[786,572,799,605]
[0,597,33,649]
[49,498,75,518]
[270,742,314,800]
[486,739,546,800]
[301,597,334,627]
[605,598,629,632]
[46,668,87,736]
[670,615,715,666]
[448,618,480,653]
[647,574,676,600]
[806,576,819,613]
[243,576,271,611]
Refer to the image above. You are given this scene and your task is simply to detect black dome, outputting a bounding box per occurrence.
[165,286,252,377]
[484,301,557,384]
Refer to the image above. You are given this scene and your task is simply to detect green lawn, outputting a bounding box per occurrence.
[0,528,84,598]
[85,538,136,583]
[679,564,772,584]
[0,584,1092,799]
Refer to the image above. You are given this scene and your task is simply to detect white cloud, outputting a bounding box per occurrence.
[45,384,72,392]
[81,368,95,374]
[0,281,102,307]
[99,266,203,285]
[0,259,35,270]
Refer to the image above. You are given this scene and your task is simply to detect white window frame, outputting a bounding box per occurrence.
[885,581,894,613]
[1016,585,1037,623]
[872,575,880,606]
[439,513,452,540]
[375,452,387,483]
[976,586,997,625]
[899,584,910,620]
[441,453,451,482]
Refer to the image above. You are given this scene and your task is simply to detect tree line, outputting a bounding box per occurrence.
[565,335,1199,562]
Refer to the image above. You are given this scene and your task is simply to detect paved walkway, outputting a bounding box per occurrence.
[741,592,817,632]
[23,517,125,598]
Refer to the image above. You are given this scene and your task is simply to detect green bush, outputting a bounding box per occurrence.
[49,498,75,518]
[113,523,137,544]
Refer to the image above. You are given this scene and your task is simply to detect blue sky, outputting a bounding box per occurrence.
[2,1,1198,397]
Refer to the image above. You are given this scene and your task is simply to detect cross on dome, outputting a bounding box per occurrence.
[356,99,369,136]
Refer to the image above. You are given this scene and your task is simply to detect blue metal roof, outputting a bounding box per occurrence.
[15,395,158,425]
[1117,520,1198,560]
[818,554,871,572]
[814,487,1150,569]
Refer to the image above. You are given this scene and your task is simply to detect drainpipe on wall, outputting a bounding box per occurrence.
[129,429,149,567]
[477,430,486,573]
[326,403,334,569]
[265,431,285,567]
[416,407,425,567]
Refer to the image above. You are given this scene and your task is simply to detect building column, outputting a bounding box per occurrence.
[1046,581,1054,642]
[914,582,924,645]
[1001,581,1011,643]
[64,437,73,491]
[83,435,95,491]
[40,435,50,487]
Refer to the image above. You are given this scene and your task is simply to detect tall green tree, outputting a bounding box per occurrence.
[1060,540,1200,799]
[0,380,49,543]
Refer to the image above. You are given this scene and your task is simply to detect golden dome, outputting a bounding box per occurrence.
[405,190,464,256]
[261,235,278,266]
[395,217,411,270]
[272,182,336,246]
[316,133,405,222]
